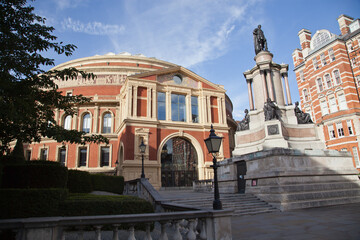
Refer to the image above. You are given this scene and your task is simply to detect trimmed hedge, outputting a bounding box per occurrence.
[67,170,93,193]
[1,161,68,189]
[0,188,68,219]
[60,194,154,216]
[91,174,124,194]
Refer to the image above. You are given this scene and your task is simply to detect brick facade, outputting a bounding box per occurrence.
[292,15,360,169]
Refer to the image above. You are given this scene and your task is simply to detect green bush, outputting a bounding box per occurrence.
[91,174,124,194]
[67,170,93,193]
[1,161,68,189]
[60,194,154,216]
[0,188,68,219]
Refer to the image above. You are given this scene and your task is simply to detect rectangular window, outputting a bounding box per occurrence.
[328,125,336,139]
[320,100,329,115]
[333,70,341,85]
[78,148,87,167]
[356,75,360,87]
[191,96,199,123]
[329,97,337,113]
[338,93,347,110]
[347,120,353,135]
[351,58,357,67]
[352,147,360,167]
[58,148,66,166]
[312,57,318,70]
[157,92,166,120]
[299,70,305,82]
[171,94,186,122]
[317,78,324,92]
[303,89,309,101]
[328,48,335,61]
[325,74,332,88]
[40,149,48,160]
[336,122,344,137]
[320,53,326,66]
[100,147,110,167]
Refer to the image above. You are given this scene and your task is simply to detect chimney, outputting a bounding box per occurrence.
[337,14,353,35]
[292,49,303,67]
[298,29,311,58]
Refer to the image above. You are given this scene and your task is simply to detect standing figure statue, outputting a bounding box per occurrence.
[294,101,313,124]
[264,98,279,121]
[253,25,268,55]
[237,109,250,131]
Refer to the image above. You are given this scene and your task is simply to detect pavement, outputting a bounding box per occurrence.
[231,202,360,240]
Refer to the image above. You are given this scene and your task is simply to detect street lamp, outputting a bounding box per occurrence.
[139,139,146,178]
[204,125,223,210]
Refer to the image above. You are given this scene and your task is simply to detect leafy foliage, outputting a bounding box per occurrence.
[91,174,125,194]
[0,0,108,154]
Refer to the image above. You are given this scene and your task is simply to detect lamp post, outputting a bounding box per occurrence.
[139,139,146,178]
[204,125,223,210]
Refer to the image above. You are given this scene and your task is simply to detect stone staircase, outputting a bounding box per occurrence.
[159,190,278,216]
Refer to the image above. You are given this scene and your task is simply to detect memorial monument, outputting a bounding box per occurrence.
[218,26,360,210]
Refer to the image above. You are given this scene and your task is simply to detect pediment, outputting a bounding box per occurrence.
[132,66,224,91]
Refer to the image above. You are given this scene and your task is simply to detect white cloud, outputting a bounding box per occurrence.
[53,0,87,10]
[109,0,259,68]
[61,17,125,35]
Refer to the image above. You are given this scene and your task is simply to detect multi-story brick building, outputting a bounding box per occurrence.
[292,14,360,169]
[24,53,237,188]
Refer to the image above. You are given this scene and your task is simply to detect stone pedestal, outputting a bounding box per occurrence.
[219,148,360,210]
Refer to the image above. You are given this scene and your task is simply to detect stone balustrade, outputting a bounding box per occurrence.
[0,209,233,240]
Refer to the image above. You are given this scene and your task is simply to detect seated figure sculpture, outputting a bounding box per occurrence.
[294,101,313,124]
[237,109,250,131]
[264,98,279,121]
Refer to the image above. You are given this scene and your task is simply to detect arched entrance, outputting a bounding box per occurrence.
[161,137,198,187]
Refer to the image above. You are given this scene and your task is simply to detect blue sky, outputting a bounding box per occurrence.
[32,0,360,120]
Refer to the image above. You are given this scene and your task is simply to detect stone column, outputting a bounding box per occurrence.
[217,97,222,124]
[152,88,156,119]
[207,96,211,123]
[133,86,138,117]
[222,97,226,124]
[73,107,79,130]
[147,88,151,118]
[166,91,171,121]
[283,73,292,105]
[186,94,191,123]
[261,70,268,102]
[127,86,132,118]
[94,105,100,133]
[247,80,254,110]
[266,70,275,101]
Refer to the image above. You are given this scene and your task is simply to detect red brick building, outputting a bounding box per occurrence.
[24,53,237,188]
[292,14,360,169]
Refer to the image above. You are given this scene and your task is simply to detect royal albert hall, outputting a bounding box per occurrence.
[24,52,237,189]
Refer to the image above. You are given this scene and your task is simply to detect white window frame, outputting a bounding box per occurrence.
[333,70,341,85]
[299,70,305,82]
[312,57,319,70]
[347,120,354,135]
[77,145,89,168]
[325,74,332,89]
[351,57,357,68]
[57,146,67,166]
[320,100,329,115]
[99,144,112,168]
[64,115,72,130]
[337,93,347,110]
[102,112,113,133]
[317,78,324,92]
[328,48,335,61]
[356,75,360,87]
[328,124,336,139]
[329,96,337,113]
[320,53,327,66]
[336,122,344,137]
[39,147,48,160]
[302,88,309,102]
[82,112,91,133]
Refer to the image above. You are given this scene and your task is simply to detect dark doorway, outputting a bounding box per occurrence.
[237,161,247,193]
[161,137,198,187]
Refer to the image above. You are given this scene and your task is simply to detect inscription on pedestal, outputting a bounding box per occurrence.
[267,124,279,135]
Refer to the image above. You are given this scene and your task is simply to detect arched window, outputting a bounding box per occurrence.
[82,113,91,133]
[317,78,324,92]
[325,74,332,89]
[64,115,72,130]
[102,113,112,133]
[333,70,341,85]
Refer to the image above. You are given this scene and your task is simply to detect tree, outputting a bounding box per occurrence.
[0,0,108,155]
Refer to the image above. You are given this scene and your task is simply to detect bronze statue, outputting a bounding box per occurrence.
[294,101,313,124]
[264,98,279,121]
[253,25,268,55]
[237,109,250,131]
